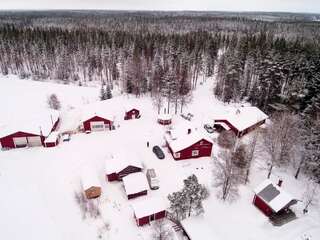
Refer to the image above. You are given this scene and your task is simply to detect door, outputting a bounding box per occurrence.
[150,214,155,221]
[13,137,28,148]
[90,121,105,131]
[27,136,42,147]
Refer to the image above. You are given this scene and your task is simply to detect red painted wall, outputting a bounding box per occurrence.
[0,131,43,149]
[106,173,118,182]
[136,210,166,226]
[83,116,112,131]
[127,190,147,200]
[168,139,213,160]
[124,109,140,120]
[158,119,172,125]
[253,194,273,216]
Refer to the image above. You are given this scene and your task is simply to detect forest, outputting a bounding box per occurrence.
[0,11,319,181]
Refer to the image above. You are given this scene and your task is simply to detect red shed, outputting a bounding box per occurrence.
[105,155,143,181]
[123,172,149,200]
[253,179,297,217]
[124,106,140,120]
[0,110,60,149]
[132,198,167,226]
[165,130,213,160]
[44,131,60,148]
[82,115,113,132]
[157,114,172,125]
[213,106,268,137]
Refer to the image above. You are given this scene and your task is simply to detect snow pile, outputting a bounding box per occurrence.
[81,168,101,190]
[123,172,149,195]
[131,197,167,218]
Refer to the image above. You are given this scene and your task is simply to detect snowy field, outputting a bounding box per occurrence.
[0,75,319,240]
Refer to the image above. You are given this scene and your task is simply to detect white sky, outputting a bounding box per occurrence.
[0,0,319,14]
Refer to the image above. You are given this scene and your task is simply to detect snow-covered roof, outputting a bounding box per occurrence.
[213,106,268,132]
[0,109,60,138]
[105,154,142,175]
[254,179,296,213]
[169,121,196,140]
[124,104,139,112]
[158,114,172,121]
[131,197,166,218]
[165,131,212,153]
[181,217,221,240]
[44,131,60,143]
[81,168,101,190]
[123,172,148,195]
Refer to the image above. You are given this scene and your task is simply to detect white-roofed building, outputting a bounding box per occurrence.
[122,172,149,199]
[0,109,60,149]
[81,168,102,199]
[44,131,60,148]
[131,197,167,226]
[157,114,172,125]
[253,179,298,216]
[165,127,213,160]
[213,106,268,137]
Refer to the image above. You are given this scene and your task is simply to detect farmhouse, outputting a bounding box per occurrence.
[81,169,102,199]
[213,106,268,137]
[105,155,143,181]
[124,105,140,120]
[44,131,60,148]
[131,198,167,226]
[0,110,60,149]
[122,172,149,199]
[253,179,298,217]
[165,128,213,160]
[157,114,172,125]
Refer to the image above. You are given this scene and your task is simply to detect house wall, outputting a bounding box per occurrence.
[168,139,213,160]
[83,116,112,131]
[127,190,147,200]
[136,210,166,226]
[157,119,171,125]
[253,194,273,216]
[106,173,118,182]
[124,109,140,120]
[0,131,44,149]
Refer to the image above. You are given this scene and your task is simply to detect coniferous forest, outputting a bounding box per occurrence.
[0,11,319,180]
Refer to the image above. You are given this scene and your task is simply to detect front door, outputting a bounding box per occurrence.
[150,214,155,221]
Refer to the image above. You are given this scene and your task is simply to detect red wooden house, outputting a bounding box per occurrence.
[123,172,149,199]
[253,179,297,217]
[124,106,140,120]
[165,127,213,160]
[0,110,60,149]
[213,106,268,137]
[157,114,172,125]
[105,155,143,181]
[132,198,167,226]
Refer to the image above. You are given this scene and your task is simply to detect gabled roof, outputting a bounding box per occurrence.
[105,153,142,175]
[165,131,212,153]
[158,114,172,121]
[44,131,59,143]
[131,197,167,219]
[123,172,148,195]
[0,109,60,138]
[254,179,296,213]
[213,106,268,132]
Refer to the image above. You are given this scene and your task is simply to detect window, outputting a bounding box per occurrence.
[192,150,199,157]
[92,124,104,129]
[174,152,181,158]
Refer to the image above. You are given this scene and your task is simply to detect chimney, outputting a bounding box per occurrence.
[187,128,191,134]
[277,179,283,187]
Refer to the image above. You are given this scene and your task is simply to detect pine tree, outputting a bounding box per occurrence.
[106,84,112,99]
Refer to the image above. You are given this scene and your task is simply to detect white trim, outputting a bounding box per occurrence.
[192,150,199,157]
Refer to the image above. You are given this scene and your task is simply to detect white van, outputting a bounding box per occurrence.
[146,169,159,190]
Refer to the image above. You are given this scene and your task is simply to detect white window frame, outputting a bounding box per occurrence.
[192,150,199,157]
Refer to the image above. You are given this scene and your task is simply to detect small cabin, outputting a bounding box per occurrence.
[81,170,102,199]
[124,107,140,120]
[44,131,60,147]
[123,172,149,199]
[157,114,172,125]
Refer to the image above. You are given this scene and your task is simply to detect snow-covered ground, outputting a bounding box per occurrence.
[0,75,319,240]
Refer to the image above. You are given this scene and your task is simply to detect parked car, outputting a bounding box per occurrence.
[62,133,71,142]
[152,146,165,159]
[146,169,159,190]
[204,124,214,133]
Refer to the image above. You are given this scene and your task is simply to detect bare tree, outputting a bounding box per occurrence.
[302,180,319,214]
[47,93,61,110]
[217,130,237,149]
[151,219,173,240]
[212,150,241,201]
[262,113,301,178]
[244,130,260,184]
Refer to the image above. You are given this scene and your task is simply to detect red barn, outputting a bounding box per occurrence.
[132,198,167,226]
[105,155,143,181]
[123,172,149,199]
[157,114,172,125]
[213,106,268,137]
[165,128,213,160]
[0,110,60,149]
[124,106,140,120]
[82,115,113,132]
[253,179,297,217]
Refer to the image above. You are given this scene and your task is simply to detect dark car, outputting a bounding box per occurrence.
[152,146,165,159]
[204,124,214,133]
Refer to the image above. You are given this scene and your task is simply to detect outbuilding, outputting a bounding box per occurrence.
[82,114,113,132]
[253,179,297,217]
[123,172,149,199]
[157,114,172,125]
[213,106,268,137]
[165,129,213,160]
[105,155,143,181]
[81,169,102,199]
[44,131,60,147]
[131,198,167,226]
[0,110,60,149]
[124,106,140,120]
